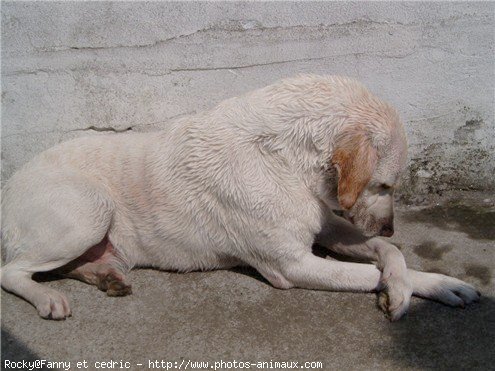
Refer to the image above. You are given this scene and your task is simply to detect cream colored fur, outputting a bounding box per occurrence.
[1,75,479,320]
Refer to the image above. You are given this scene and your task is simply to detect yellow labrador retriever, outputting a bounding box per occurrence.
[1,75,479,320]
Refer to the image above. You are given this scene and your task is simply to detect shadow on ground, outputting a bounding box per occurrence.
[1,328,51,370]
[383,297,495,369]
[227,264,495,370]
[2,270,494,370]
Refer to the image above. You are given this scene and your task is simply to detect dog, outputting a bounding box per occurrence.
[1,74,479,320]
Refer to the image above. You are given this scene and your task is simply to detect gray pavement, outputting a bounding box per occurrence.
[2,194,494,371]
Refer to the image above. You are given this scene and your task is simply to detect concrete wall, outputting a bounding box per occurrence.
[2,1,494,201]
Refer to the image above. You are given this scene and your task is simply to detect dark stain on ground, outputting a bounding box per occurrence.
[464,264,492,286]
[413,241,453,261]
[404,204,495,240]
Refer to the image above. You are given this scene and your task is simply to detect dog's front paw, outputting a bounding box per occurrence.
[378,270,413,321]
[35,288,72,320]
[410,271,480,307]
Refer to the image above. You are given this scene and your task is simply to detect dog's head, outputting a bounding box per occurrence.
[331,102,407,237]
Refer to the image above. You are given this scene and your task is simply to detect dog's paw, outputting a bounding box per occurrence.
[378,267,413,321]
[98,272,133,297]
[106,280,133,297]
[410,271,480,307]
[35,288,72,320]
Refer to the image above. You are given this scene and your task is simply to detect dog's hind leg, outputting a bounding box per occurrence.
[56,238,132,297]
[1,183,114,319]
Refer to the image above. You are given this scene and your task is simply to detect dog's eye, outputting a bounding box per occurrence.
[380,183,392,190]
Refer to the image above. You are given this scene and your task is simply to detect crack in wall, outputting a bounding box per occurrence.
[27,12,492,53]
[4,50,419,77]
[7,8,488,56]
[2,126,133,139]
[71,125,133,133]
[33,19,406,53]
[1,111,198,139]
[4,15,488,77]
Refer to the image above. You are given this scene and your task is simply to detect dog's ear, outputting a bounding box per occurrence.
[332,131,377,209]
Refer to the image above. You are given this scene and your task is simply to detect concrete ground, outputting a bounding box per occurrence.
[2,193,494,371]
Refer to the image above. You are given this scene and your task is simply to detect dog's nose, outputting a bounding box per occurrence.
[379,224,394,237]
